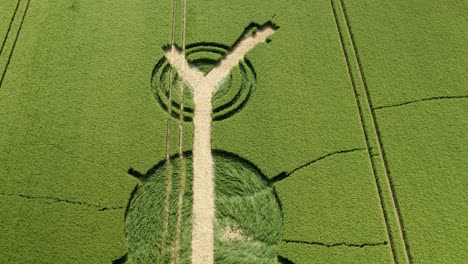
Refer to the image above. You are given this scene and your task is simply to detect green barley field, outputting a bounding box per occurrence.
[0,0,466,263]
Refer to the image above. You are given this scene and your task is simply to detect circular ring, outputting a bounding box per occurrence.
[151,43,256,122]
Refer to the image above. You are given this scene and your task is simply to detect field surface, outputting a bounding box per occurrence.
[0,0,466,263]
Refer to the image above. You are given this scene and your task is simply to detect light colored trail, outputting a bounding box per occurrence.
[163,24,276,264]
[165,25,276,91]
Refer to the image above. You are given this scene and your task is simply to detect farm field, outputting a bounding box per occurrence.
[0,0,466,263]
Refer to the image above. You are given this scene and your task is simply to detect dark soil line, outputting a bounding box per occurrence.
[0,192,125,211]
[283,239,388,248]
[269,147,365,183]
[373,95,468,110]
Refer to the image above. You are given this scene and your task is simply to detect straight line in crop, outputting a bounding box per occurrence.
[0,0,22,57]
[330,0,398,263]
[334,0,413,262]
[0,0,32,90]
[171,0,188,262]
[157,0,179,262]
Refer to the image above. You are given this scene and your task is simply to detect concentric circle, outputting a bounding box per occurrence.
[151,43,256,122]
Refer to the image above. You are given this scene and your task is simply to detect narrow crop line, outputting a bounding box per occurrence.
[330,0,397,263]
[0,0,21,57]
[181,0,187,51]
[171,159,186,263]
[337,0,412,262]
[165,0,178,161]
[158,0,179,262]
[178,0,187,159]
[159,163,173,262]
[373,95,468,110]
[171,0,188,262]
[0,192,125,211]
[269,147,365,183]
[0,0,31,90]
[283,239,388,248]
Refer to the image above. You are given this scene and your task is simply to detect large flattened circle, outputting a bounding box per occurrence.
[124,151,283,264]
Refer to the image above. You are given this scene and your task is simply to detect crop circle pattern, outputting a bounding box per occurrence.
[151,43,256,121]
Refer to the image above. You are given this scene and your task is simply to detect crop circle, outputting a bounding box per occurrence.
[151,43,256,121]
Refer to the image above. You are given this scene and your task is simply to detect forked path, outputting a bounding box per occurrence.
[163,24,277,264]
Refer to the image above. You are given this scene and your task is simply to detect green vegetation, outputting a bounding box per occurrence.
[0,0,19,44]
[373,100,468,263]
[342,1,468,262]
[0,0,465,263]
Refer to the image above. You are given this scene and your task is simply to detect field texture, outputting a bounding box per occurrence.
[0,0,467,263]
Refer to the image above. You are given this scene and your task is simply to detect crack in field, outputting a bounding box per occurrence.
[283,239,388,248]
[373,95,468,110]
[269,147,365,183]
[0,192,125,211]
